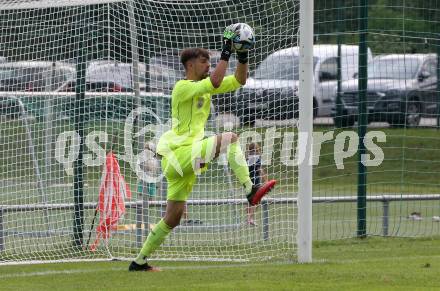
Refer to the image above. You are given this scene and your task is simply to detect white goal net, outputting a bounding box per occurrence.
[0,0,303,263]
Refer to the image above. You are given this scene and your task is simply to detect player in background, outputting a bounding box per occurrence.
[137,142,159,204]
[129,24,276,272]
[245,142,269,226]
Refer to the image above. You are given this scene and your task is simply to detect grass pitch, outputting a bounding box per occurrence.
[1,237,439,290]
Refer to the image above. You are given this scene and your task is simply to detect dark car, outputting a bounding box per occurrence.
[232,45,370,126]
[233,52,302,126]
[334,54,438,127]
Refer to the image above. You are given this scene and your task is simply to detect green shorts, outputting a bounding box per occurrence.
[161,136,216,202]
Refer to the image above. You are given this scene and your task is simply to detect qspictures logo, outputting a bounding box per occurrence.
[54,107,386,182]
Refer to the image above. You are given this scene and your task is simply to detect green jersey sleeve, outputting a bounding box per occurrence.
[174,75,241,102]
[212,75,242,94]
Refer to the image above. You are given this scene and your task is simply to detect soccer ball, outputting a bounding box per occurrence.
[231,23,255,52]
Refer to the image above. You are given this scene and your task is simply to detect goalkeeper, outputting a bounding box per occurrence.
[129,25,276,272]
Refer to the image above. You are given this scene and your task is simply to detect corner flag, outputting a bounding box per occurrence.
[90,152,132,251]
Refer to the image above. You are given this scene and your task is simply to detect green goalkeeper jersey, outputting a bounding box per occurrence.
[157,75,241,156]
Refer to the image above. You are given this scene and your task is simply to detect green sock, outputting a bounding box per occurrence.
[134,219,172,264]
[227,142,252,193]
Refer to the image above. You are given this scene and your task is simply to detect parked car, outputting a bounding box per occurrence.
[334,54,438,127]
[234,44,372,125]
[58,62,147,92]
[149,50,238,113]
[148,54,184,93]
[59,52,237,101]
[0,61,75,91]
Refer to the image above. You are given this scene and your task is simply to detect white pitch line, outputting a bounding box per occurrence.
[0,262,294,279]
[331,254,440,264]
[2,255,439,279]
[0,267,120,279]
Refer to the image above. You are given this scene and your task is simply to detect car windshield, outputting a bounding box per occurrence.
[368,58,421,79]
[150,56,182,71]
[0,67,50,91]
[0,68,15,80]
[87,64,146,87]
[149,56,183,91]
[150,62,182,87]
[253,55,317,80]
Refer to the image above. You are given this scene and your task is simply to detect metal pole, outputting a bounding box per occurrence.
[127,1,148,242]
[44,62,56,189]
[13,97,50,228]
[335,0,344,128]
[357,0,369,238]
[262,201,269,241]
[142,193,149,239]
[127,0,140,100]
[136,205,142,247]
[437,33,440,128]
[0,208,4,251]
[73,7,87,248]
[298,0,313,263]
[126,2,143,170]
[382,200,389,236]
[127,0,142,140]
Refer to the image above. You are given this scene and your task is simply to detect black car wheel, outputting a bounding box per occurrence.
[313,99,318,119]
[240,114,256,126]
[333,116,355,127]
[237,106,257,127]
[405,101,421,127]
[389,99,421,128]
[283,101,296,119]
[0,99,21,119]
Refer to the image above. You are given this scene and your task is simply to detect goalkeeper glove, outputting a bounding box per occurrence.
[221,25,236,61]
[236,51,249,64]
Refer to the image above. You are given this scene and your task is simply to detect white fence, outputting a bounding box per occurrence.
[1,194,440,252]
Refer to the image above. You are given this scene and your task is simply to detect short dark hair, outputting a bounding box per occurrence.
[180,48,210,68]
[247,142,262,154]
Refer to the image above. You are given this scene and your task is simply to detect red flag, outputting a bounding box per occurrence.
[90,151,131,251]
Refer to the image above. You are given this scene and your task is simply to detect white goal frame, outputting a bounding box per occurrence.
[0,0,313,264]
[298,0,313,263]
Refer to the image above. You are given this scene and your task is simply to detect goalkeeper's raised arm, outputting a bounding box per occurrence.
[234,49,249,85]
[210,24,253,87]
[209,25,237,87]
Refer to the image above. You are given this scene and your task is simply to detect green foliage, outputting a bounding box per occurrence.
[314,0,439,54]
[0,1,437,63]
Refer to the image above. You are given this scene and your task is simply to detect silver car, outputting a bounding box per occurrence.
[57,61,147,92]
[0,61,75,91]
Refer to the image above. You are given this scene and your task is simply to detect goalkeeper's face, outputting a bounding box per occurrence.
[191,56,210,80]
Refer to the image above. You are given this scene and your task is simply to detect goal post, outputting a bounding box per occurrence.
[0,0,310,264]
[297,0,313,263]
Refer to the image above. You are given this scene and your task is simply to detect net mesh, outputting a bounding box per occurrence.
[313,0,440,240]
[0,0,299,263]
[3,0,439,265]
